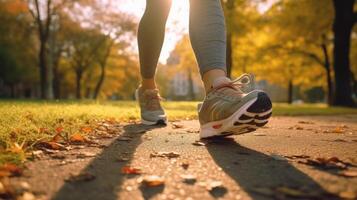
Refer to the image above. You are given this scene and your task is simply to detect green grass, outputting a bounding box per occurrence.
[0,100,356,165]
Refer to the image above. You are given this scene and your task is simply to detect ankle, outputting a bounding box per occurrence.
[141,78,157,91]
[202,69,227,93]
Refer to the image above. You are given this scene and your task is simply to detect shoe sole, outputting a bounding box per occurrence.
[135,89,168,126]
[200,92,272,138]
[141,119,168,126]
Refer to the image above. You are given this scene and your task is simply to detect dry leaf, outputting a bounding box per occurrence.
[0,163,22,177]
[37,141,65,150]
[181,174,196,184]
[253,133,267,136]
[70,133,87,144]
[181,161,189,170]
[150,151,180,159]
[51,133,64,143]
[121,166,142,175]
[81,127,93,133]
[65,172,96,182]
[298,121,314,124]
[172,123,184,129]
[55,127,64,134]
[192,141,205,146]
[141,175,164,187]
[338,170,357,177]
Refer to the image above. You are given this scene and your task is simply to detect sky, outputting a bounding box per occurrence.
[115,0,276,64]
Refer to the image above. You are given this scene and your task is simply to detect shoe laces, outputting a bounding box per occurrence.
[142,89,165,110]
[213,74,254,94]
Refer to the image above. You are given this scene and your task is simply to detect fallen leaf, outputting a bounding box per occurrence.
[0,164,22,177]
[300,157,349,170]
[298,121,314,124]
[65,172,95,182]
[69,133,87,144]
[172,123,184,129]
[51,133,64,143]
[150,151,180,159]
[37,141,65,150]
[192,141,205,146]
[181,174,196,184]
[81,127,93,133]
[339,191,357,199]
[55,127,64,134]
[181,161,189,170]
[338,170,357,177]
[141,175,165,187]
[253,133,267,136]
[121,166,142,175]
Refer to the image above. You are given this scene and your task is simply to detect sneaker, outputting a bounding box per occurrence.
[198,74,272,138]
[135,87,167,125]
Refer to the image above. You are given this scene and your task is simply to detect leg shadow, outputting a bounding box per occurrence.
[206,137,339,200]
[52,123,165,200]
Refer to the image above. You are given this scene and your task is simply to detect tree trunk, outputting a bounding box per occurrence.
[332,0,356,107]
[75,69,83,99]
[288,80,293,104]
[93,65,106,99]
[187,69,195,100]
[321,43,334,105]
[39,42,48,99]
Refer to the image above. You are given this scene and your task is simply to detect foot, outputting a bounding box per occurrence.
[198,74,272,138]
[135,87,167,125]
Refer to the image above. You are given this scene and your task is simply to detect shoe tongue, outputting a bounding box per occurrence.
[212,77,231,88]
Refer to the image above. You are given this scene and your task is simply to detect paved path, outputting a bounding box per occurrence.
[11,116,357,200]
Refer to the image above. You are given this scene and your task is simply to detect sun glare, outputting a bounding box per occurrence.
[117,0,190,64]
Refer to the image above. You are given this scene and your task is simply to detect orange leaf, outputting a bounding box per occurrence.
[51,133,64,143]
[121,166,142,175]
[38,141,64,150]
[81,127,93,133]
[70,133,86,144]
[55,127,64,134]
[141,175,164,187]
[0,163,22,177]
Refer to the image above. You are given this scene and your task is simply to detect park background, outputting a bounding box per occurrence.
[1,0,357,106]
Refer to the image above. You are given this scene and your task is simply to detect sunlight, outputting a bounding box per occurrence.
[117,0,190,64]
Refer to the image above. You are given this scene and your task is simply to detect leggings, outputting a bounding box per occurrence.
[138,0,227,78]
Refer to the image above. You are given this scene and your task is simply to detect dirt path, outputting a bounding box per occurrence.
[6,116,357,200]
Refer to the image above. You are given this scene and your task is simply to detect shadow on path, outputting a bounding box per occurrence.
[206,137,338,200]
[52,123,164,200]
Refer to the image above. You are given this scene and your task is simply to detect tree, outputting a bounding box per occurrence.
[332,0,357,107]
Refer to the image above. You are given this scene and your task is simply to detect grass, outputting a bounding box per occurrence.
[0,100,357,165]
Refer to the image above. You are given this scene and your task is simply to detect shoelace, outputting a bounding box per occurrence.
[143,91,164,110]
[213,74,253,94]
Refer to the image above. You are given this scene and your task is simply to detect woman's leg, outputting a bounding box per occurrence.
[189,0,227,92]
[190,0,273,138]
[138,0,172,90]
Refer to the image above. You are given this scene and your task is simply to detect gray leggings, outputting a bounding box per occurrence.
[138,0,227,78]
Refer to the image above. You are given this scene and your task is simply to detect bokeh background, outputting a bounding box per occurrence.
[0,0,356,106]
